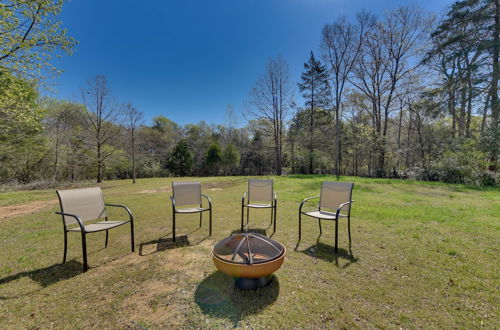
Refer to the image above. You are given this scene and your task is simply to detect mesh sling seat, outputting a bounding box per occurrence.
[56,187,134,272]
[170,182,212,242]
[241,179,277,232]
[299,182,354,252]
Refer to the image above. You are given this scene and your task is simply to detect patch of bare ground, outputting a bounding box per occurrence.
[138,181,237,194]
[121,280,183,327]
[0,199,57,221]
[120,246,211,327]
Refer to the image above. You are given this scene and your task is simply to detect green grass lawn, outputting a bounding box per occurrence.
[0,176,499,328]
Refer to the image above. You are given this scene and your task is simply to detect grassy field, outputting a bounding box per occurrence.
[0,176,499,329]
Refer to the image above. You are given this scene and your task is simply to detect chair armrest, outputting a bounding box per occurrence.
[105,203,133,221]
[170,196,176,212]
[241,191,247,205]
[299,196,320,213]
[55,211,85,231]
[201,194,212,209]
[336,201,354,216]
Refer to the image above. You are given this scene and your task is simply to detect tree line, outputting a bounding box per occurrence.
[0,0,498,186]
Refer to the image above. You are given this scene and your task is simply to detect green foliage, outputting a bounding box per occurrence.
[0,71,48,183]
[430,140,496,186]
[205,142,222,175]
[222,143,240,175]
[0,0,76,77]
[167,140,193,177]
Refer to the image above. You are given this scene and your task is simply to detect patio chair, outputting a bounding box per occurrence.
[170,181,212,242]
[55,187,134,272]
[299,181,354,252]
[241,179,277,232]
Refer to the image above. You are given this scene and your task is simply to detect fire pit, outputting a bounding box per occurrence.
[212,233,286,289]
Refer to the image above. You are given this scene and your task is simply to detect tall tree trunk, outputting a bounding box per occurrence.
[489,0,499,171]
[131,133,136,184]
[97,144,102,183]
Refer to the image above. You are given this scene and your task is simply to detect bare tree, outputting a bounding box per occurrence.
[321,12,373,178]
[350,6,433,176]
[125,103,143,183]
[81,75,122,183]
[249,56,293,175]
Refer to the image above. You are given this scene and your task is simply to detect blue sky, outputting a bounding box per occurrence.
[49,0,455,126]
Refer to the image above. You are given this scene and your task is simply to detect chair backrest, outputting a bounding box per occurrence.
[172,181,201,206]
[319,181,354,213]
[248,179,273,202]
[56,187,107,226]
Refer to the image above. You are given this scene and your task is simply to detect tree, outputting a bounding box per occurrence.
[205,142,222,176]
[0,0,76,77]
[350,6,433,176]
[249,56,293,175]
[125,103,143,183]
[429,0,499,170]
[298,51,331,174]
[322,12,373,177]
[222,143,240,175]
[81,75,122,183]
[0,71,44,183]
[167,139,193,176]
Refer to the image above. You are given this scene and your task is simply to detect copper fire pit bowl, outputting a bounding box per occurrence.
[212,233,286,289]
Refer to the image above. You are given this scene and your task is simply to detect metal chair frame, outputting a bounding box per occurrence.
[56,191,134,272]
[170,185,212,242]
[298,182,354,252]
[241,180,277,233]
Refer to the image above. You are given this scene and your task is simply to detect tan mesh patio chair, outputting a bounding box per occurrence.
[170,181,212,242]
[299,182,354,252]
[241,179,277,232]
[55,187,134,272]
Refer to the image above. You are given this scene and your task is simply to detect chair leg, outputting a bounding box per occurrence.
[273,204,277,233]
[334,219,338,253]
[199,212,202,228]
[105,230,109,248]
[172,211,176,242]
[81,232,88,272]
[63,230,68,264]
[130,220,135,252]
[209,209,212,236]
[241,205,244,231]
[318,219,322,234]
[246,207,250,224]
[298,212,302,240]
[347,216,352,246]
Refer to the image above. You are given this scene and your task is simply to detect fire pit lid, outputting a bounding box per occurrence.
[212,233,284,265]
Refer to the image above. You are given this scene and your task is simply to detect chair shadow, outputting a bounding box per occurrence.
[230,228,267,236]
[194,271,280,325]
[297,241,359,268]
[139,235,191,256]
[0,260,83,300]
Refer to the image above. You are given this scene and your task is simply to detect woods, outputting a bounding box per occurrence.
[0,1,498,186]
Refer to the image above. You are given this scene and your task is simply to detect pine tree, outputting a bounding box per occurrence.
[297,51,331,174]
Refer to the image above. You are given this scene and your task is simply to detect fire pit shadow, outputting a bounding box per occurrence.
[195,271,280,324]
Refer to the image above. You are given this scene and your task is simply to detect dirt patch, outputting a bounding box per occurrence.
[0,199,58,221]
[122,280,182,326]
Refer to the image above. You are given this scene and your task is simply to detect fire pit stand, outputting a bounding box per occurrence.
[212,233,286,290]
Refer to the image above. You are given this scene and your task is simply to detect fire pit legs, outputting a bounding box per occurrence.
[234,275,274,290]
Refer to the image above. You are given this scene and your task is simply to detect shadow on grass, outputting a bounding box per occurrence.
[297,242,358,268]
[230,228,267,236]
[139,235,191,256]
[0,260,83,300]
[195,271,280,325]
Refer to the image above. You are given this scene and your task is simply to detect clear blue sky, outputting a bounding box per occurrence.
[49,0,454,126]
